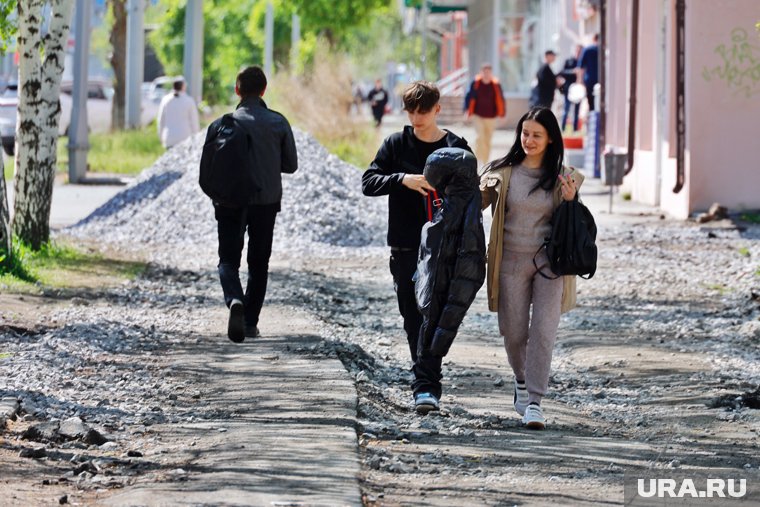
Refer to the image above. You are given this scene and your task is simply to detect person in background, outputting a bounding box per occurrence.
[576,34,600,113]
[362,81,472,415]
[560,45,583,132]
[157,78,200,149]
[367,79,389,128]
[479,107,583,430]
[464,63,506,166]
[530,50,560,109]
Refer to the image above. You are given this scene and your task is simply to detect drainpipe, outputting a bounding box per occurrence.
[625,0,639,175]
[673,0,686,193]
[599,0,606,159]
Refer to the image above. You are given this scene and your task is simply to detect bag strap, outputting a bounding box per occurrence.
[426,190,442,222]
[532,244,560,280]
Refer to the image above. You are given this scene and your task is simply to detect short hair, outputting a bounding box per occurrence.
[172,78,184,92]
[545,50,556,57]
[481,62,493,70]
[236,66,267,98]
[402,81,440,113]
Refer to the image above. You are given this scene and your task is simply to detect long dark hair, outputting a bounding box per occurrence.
[483,107,564,193]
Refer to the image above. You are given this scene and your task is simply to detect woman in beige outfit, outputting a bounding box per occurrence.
[480,107,583,429]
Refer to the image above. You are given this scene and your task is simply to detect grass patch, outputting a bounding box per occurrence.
[0,352,11,360]
[0,239,147,292]
[3,157,11,181]
[738,246,751,257]
[55,123,164,176]
[740,212,760,224]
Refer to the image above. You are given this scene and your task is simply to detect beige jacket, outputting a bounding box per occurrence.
[479,165,585,314]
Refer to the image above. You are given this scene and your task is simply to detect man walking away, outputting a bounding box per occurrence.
[157,78,200,149]
[560,45,583,132]
[464,63,506,166]
[367,78,389,127]
[576,34,600,112]
[211,66,298,343]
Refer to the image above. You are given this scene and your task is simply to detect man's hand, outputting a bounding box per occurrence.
[402,174,435,196]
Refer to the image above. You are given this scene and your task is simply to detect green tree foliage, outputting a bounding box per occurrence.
[0,0,15,53]
[149,0,392,104]
[150,0,261,104]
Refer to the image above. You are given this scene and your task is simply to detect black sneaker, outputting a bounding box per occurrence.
[227,299,245,343]
[244,325,260,338]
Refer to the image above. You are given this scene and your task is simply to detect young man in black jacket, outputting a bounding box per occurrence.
[212,66,298,343]
[362,81,472,414]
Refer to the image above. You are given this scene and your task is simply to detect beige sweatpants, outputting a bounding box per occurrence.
[498,248,563,405]
[472,115,497,165]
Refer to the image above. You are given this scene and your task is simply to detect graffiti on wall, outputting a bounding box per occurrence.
[701,27,760,98]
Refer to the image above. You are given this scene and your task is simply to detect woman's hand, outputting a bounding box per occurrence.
[559,174,577,201]
[402,174,435,196]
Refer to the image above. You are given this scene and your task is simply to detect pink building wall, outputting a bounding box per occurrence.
[609,0,760,218]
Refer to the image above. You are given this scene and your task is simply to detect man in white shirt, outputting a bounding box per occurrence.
[157,78,200,149]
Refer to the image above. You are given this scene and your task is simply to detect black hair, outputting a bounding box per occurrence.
[172,79,184,92]
[483,107,564,193]
[236,66,267,98]
[402,81,440,113]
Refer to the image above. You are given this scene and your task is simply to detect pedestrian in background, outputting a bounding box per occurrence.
[212,66,298,343]
[529,50,560,109]
[560,45,583,132]
[367,79,389,128]
[157,78,200,149]
[479,107,583,430]
[576,34,600,112]
[362,81,472,415]
[464,63,506,166]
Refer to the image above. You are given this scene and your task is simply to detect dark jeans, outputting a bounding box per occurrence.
[586,83,596,112]
[389,250,443,399]
[215,202,279,328]
[562,95,580,132]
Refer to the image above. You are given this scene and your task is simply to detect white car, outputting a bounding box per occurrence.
[0,80,158,156]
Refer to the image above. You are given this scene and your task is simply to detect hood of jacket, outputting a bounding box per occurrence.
[423,147,479,197]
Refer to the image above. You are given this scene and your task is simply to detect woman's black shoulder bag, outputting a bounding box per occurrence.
[533,194,597,279]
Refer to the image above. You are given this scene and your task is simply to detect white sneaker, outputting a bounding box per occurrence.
[522,404,546,430]
[513,378,529,416]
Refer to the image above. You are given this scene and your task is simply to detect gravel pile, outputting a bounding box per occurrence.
[68,128,388,260]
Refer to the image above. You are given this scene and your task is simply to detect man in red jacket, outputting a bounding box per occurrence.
[464,63,506,166]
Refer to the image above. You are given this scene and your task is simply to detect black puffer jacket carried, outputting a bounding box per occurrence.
[415,148,486,357]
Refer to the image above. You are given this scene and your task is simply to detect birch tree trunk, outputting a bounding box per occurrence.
[0,156,11,260]
[12,0,75,250]
[110,0,127,131]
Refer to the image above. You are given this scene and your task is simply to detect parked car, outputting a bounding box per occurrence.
[0,80,159,156]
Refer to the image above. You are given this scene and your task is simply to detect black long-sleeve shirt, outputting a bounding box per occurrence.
[362,126,471,248]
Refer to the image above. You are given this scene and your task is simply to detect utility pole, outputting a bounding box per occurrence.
[68,0,92,183]
[264,1,273,76]
[183,0,203,104]
[420,2,428,79]
[125,0,144,129]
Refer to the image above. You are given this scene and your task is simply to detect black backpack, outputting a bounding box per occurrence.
[534,195,597,279]
[199,113,260,207]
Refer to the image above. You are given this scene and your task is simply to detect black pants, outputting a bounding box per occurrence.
[215,202,279,328]
[389,250,443,399]
[586,83,596,111]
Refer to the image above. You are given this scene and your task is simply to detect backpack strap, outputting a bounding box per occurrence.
[533,244,560,280]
